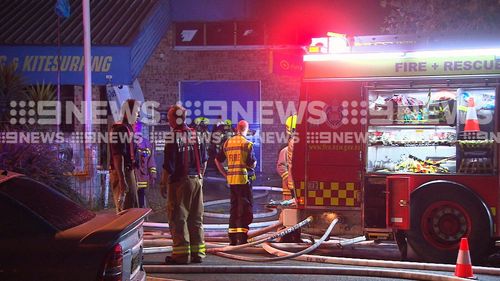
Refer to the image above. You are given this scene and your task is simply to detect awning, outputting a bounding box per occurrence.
[0,0,170,85]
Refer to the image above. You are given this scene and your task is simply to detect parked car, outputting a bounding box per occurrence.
[0,171,150,281]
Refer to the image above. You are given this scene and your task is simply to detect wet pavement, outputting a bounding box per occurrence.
[146,170,282,224]
[142,170,500,281]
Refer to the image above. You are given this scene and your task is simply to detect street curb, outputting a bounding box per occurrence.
[147,276,186,281]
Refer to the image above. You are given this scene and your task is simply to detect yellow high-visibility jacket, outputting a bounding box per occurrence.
[222,135,255,185]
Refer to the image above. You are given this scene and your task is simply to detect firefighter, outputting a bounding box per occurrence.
[284,115,296,195]
[209,117,234,171]
[134,121,157,208]
[215,120,257,245]
[276,115,301,243]
[276,140,292,200]
[191,116,210,148]
[277,115,297,199]
[160,105,208,265]
[109,99,140,212]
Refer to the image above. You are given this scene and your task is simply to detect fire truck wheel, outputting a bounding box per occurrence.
[407,182,493,264]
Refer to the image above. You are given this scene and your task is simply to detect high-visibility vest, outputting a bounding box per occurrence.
[223,135,253,185]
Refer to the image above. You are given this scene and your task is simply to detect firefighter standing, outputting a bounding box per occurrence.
[276,115,301,242]
[279,115,297,199]
[283,115,297,197]
[215,120,257,245]
[134,121,157,208]
[276,140,292,200]
[109,99,140,212]
[160,105,208,264]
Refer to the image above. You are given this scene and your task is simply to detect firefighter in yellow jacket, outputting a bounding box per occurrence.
[276,115,297,200]
[160,105,208,264]
[215,120,257,245]
[276,115,301,242]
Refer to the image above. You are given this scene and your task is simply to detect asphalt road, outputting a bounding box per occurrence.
[144,250,500,281]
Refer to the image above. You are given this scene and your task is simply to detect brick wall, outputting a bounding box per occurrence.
[138,27,302,172]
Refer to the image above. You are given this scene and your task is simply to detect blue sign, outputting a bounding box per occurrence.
[0,46,130,85]
[180,80,262,172]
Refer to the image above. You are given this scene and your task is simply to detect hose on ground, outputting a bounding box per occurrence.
[143,220,285,255]
[204,186,281,219]
[143,220,280,230]
[144,217,308,255]
[143,265,467,281]
[143,243,268,255]
[143,221,283,241]
[213,218,338,262]
[207,216,313,253]
[262,243,500,276]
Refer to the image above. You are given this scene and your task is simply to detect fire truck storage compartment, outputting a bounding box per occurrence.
[366,86,496,176]
[363,82,498,263]
[364,175,387,228]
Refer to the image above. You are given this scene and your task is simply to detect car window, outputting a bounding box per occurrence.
[0,194,55,238]
[0,176,96,231]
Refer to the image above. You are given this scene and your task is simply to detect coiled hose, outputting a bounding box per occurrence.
[213,217,338,262]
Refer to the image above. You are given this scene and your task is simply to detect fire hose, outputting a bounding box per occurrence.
[261,243,500,276]
[142,219,500,280]
[142,184,500,279]
[143,265,468,281]
[143,217,309,255]
[208,216,314,254]
[212,217,337,262]
[143,221,283,241]
[204,186,279,219]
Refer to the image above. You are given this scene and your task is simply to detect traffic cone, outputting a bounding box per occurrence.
[454,238,475,279]
[464,97,480,132]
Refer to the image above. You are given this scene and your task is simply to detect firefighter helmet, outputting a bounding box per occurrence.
[285,115,297,135]
[194,116,209,126]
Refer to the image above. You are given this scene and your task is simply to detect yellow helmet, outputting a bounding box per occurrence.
[285,115,297,134]
[194,117,209,125]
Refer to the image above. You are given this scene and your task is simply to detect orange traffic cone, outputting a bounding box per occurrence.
[464,97,480,132]
[454,238,475,279]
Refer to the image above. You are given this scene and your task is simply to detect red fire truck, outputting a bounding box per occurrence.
[291,33,500,264]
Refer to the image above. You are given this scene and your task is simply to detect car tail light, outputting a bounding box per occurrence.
[101,244,123,281]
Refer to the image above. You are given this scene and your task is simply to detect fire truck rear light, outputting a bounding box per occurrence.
[101,243,123,281]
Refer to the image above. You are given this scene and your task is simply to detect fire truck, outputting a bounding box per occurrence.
[291,33,500,264]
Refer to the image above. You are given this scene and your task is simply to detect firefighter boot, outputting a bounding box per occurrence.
[237,233,248,245]
[229,233,238,246]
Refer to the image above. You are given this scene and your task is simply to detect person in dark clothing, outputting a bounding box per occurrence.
[215,120,257,245]
[160,105,208,264]
[109,99,140,212]
[134,121,156,208]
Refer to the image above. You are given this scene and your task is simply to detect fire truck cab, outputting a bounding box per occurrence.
[292,33,500,263]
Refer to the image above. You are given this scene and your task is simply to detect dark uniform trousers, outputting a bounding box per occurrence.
[167,176,206,263]
[109,168,139,212]
[228,182,253,245]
